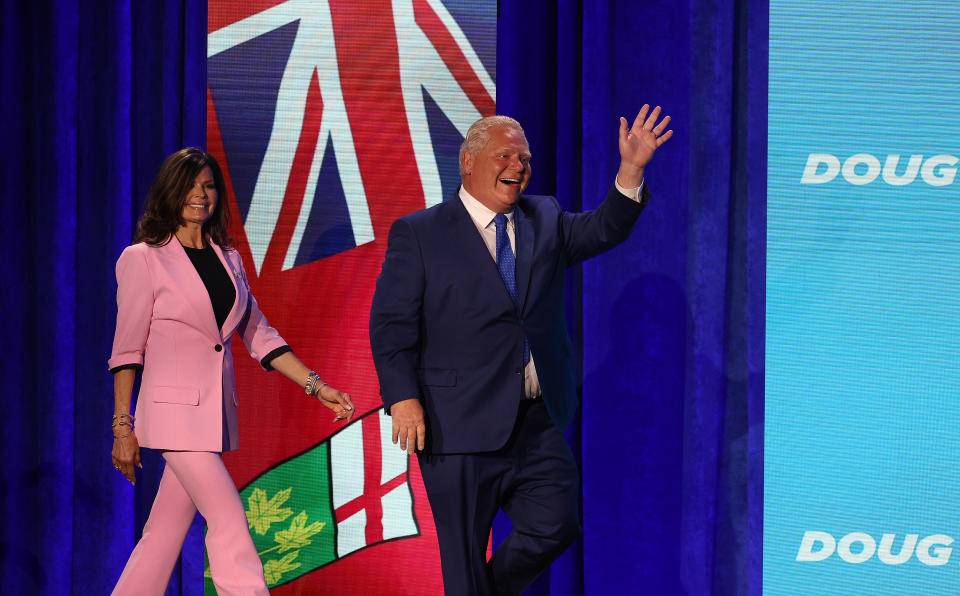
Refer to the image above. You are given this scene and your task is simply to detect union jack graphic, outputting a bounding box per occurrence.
[208,0,496,273]
[206,1,496,593]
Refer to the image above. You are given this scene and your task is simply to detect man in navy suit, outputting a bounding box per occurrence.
[370,106,672,594]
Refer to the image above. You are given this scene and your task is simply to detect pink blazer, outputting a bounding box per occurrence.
[108,239,287,451]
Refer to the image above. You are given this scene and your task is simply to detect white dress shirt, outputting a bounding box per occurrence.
[458,178,643,399]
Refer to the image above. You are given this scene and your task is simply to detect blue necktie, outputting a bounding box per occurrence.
[494,214,529,365]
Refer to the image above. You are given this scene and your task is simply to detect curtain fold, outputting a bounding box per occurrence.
[1,1,205,593]
[3,0,764,593]
[498,1,766,594]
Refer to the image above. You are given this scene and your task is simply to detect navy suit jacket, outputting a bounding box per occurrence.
[370,185,649,453]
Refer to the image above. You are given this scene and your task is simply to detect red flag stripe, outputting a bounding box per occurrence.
[260,68,324,275]
[414,0,495,116]
[333,471,407,525]
[208,1,286,34]
[362,414,384,544]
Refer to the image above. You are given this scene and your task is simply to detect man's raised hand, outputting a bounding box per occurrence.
[617,104,673,188]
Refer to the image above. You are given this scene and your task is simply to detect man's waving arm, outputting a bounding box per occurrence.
[561,104,673,264]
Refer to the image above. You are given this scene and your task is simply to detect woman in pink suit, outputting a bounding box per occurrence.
[108,147,355,595]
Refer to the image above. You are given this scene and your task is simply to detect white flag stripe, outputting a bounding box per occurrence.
[393,0,482,208]
[425,0,496,98]
[330,417,364,508]
[213,0,374,273]
[381,483,417,541]
[244,8,319,272]
[282,0,374,270]
[207,0,302,56]
[336,510,367,558]
[379,409,408,485]
[328,409,418,557]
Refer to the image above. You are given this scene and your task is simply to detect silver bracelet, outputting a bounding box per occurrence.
[313,381,329,398]
[305,371,321,395]
[112,414,134,437]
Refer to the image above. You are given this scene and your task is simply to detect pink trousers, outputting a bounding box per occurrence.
[111,451,268,596]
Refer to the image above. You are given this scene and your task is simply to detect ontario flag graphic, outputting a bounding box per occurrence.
[206,0,495,593]
[204,409,419,588]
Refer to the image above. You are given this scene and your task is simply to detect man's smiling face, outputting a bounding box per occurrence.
[461,125,532,214]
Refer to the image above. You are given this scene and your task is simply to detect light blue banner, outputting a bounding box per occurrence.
[766,2,960,594]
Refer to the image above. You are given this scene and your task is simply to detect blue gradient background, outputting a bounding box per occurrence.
[766,2,960,594]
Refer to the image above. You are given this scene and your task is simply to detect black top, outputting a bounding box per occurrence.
[182,244,236,330]
[110,242,291,374]
[183,244,292,369]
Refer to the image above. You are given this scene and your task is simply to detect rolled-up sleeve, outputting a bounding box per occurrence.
[260,344,293,371]
[108,246,154,372]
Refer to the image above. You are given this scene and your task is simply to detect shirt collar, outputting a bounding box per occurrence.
[459,185,514,229]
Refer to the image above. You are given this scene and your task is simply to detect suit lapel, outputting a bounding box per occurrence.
[446,198,516,310]
[514,205,533,312]
[158,238,223,342]
[211,241,246,338]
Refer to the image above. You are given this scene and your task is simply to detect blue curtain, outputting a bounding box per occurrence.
[0,0,206,593]
[496,1,767,594]
[1,0,765,593]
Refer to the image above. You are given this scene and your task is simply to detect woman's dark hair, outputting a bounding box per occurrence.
[133,148,233,247]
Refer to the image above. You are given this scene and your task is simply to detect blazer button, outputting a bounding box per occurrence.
[214,344,223,352]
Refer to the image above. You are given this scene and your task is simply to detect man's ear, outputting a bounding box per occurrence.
[461,151,473,175]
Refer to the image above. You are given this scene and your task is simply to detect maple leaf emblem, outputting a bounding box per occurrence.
[245,487,294,535]
[263,550,302,584]
[274,511,326,553]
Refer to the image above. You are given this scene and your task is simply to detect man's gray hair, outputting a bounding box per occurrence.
[459,115,526,176]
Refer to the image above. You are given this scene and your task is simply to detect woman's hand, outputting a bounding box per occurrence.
[111,433,141,485]
[316,384,356,423]
[267,352,357,422]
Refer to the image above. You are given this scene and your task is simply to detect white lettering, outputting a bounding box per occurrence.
[797,531,952,566]
[920,155,958,187]
[837,532,876,563]
[800,153,957,186]
[841,154,882,185]
[882,155,923,186]
[801,153,840,184]
[877,533,918,565]
[916,534,953,566]
[796,531,836,562]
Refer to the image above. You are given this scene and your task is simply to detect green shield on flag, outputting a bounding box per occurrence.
[205,442,335,590]
[203,408,418,592]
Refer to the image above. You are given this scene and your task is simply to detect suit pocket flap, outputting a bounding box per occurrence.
[417,368,457,387]
[151,386,200,406]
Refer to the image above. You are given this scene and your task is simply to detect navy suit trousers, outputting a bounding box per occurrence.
[418,400,580,595]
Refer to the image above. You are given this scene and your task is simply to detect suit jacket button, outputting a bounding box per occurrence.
[514,368,522,374]
[214,344,223,352]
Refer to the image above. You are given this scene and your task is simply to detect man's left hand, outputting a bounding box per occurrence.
[617,104,673,188]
